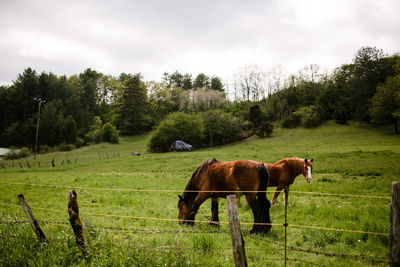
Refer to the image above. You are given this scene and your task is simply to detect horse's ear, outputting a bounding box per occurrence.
[304,158,308,164]
[311,159,314,163]
[178,195,183,201]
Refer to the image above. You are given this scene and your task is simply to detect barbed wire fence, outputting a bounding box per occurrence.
[0,150,144,170]
[0,181,395,266]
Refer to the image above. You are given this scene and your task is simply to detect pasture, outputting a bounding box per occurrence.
[0,121,399,266]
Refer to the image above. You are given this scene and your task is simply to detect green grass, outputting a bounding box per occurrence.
[1,121,399,266]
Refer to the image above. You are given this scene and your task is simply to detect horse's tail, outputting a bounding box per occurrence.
[253,163,271,233]
[256,164,269,201]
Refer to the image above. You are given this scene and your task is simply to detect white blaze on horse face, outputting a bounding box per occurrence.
[306,166,312,182]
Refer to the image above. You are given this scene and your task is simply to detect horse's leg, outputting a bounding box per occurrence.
[185,192,210,225]
[271,186,283,205]
[245,194,261,234]
[209,197,220,227]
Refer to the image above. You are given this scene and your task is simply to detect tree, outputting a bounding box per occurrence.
[210,76,224,92]
[351,47,388,121]
[370,60,400,133]
[116,73,151,135]
[79,68,100,114]
[102,123,119,143]
[193,73,210,89]
[248,105,273,137]
[234,65,266,101]
[267,66,287,120]
[182,73,193,90]
[148,112,204,152]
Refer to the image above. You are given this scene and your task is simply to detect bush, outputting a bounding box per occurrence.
[3,147,31,160]
[19,147,30,157]
[102,123,119,144]
[255,120,274,137]
[85,116,103,144]
[282,106,323,128]
[281,112,302,128]
[148,112,204,152]
[74,137,85,148]
[298,106,323,128]
[58,143,75,151]
[202,110,246,146]
[39,145,51,154]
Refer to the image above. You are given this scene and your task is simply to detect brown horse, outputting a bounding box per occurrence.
[178,158,271,233]
[267,157,314,205]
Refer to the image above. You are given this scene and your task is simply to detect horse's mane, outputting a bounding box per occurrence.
[281,157,304,176]
[182,158,219,203]
[285,157,304,167]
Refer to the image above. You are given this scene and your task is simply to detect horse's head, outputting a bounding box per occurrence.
[303,158,313,183]
[177,195,190,224]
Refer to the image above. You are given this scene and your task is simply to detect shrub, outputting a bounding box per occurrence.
[58,143,75,151]
[297,106,323,128]
[149,112,204,152]
[18,147,30,157]
[74,137,85,148]
[85,116,103,144]
[255,120,274,137]
[202,110,246,146]
[39,145,51,154]
[102,123,119,144]
[3,147,31,160]
[248,105,274,137]
[281,112,302,128]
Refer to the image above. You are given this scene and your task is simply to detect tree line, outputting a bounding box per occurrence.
[0,46,399,152]
[0,69,226,150]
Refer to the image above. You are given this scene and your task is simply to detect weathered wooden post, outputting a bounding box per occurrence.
[68,190,87,251]
[227,195,247,267]
[18,194,48,243]
[390,182,400,266]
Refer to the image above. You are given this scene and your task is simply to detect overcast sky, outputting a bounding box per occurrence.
[0,0,399,85]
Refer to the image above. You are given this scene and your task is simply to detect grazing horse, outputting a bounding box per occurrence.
[267,158,314,205]
[177,158,271,233]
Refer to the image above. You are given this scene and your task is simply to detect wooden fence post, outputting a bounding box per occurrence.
[68,190,87,251]
[18,194,47,243]
[227,195,247,267]
[390,182,400,266]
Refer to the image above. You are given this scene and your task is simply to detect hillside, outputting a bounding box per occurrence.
[0,121,399,266]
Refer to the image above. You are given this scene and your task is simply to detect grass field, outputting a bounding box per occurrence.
[1,121,399,266]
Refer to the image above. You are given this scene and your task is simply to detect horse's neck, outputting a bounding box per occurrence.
[286,158,303,178]
[183,179,198,206]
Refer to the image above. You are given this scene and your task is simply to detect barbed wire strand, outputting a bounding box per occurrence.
[0,181,390,199]
[0,216,389,264]
[247,235,389,264]
[0,202,389,237]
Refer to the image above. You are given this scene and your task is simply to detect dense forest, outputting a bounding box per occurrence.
[0,46,399,153]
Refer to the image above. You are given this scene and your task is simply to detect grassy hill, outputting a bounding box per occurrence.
[1,121,399,266]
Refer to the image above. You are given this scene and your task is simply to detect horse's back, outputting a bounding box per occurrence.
[208,160,262,192]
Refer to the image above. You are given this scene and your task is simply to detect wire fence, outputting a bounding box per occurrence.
[0,202,389,237]
[0,151,143,170]
[0,217,389,265]
[0,181,391,199]
[0,181,391,265]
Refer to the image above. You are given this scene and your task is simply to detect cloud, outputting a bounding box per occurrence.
[0,0,399,85]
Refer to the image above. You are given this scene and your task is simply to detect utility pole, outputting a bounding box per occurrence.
[34,98,45,160]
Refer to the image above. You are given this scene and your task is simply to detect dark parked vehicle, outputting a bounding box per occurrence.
[169,140,193,152]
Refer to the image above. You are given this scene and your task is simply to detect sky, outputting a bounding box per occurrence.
[0,0,399,85]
